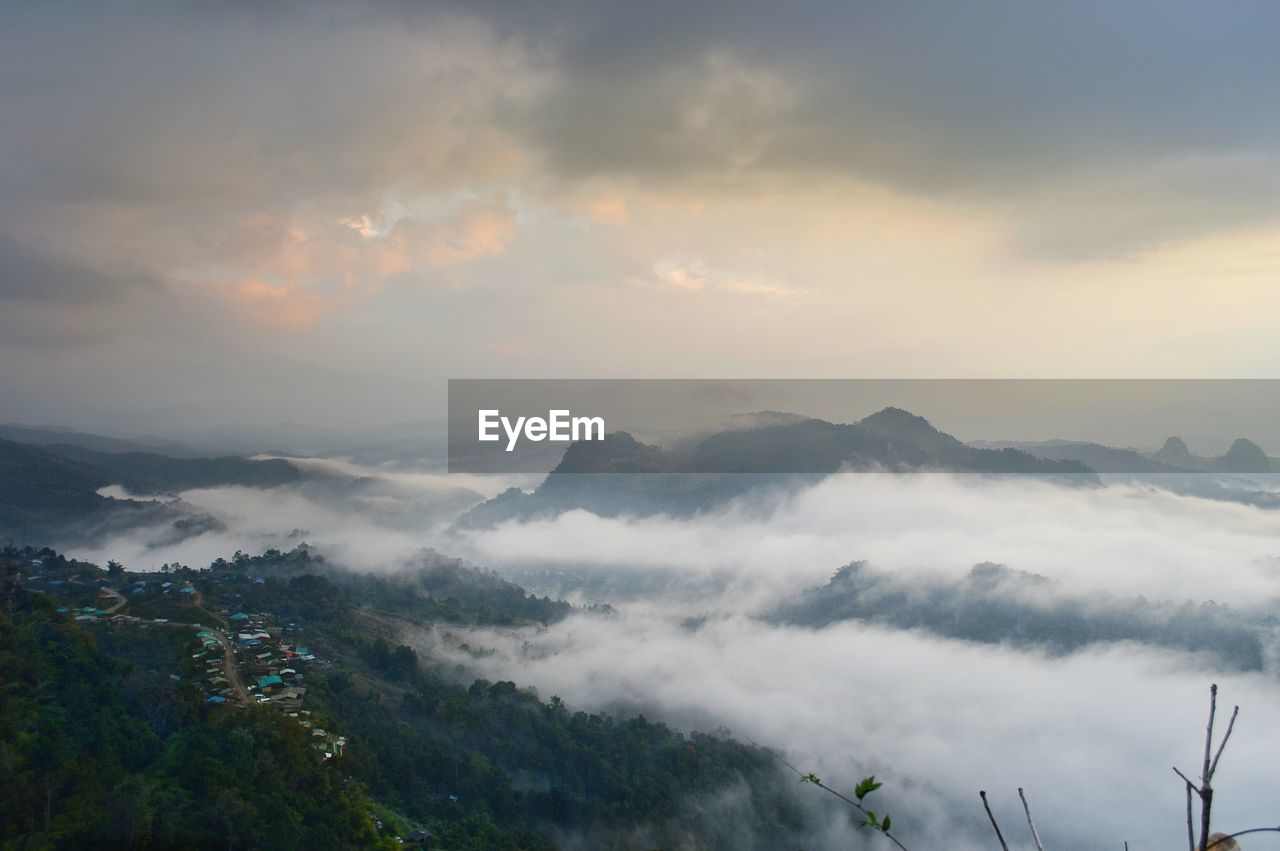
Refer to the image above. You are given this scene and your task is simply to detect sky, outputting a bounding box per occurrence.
[4,1,1280,432]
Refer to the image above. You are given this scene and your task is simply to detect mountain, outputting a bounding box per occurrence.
[2,546,811,849]
[233,546,577,626]
[0,439,181,543]
[974,440,1187,473]
[564,413,1091,477]
[459,409,1094,527]
[1218,438,1272,474]
[0,438,113,514]
[1153,436,1195,467]
[771,561,1269,670]
[1151,435,1273,474]
[553,430,666,472]
[856,406,967,453]
[0,438,317,544]
[40,443,308,493]
[0,419,450,466]
[974,434,1276,475]
[163,419,446,461]
[0,422,211,458]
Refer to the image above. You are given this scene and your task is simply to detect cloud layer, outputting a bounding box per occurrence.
[58,463,1280,847]
[6,2,1280,428]
[440,474,1280,848]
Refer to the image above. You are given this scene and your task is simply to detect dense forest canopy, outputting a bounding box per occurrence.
[0,545,821,850]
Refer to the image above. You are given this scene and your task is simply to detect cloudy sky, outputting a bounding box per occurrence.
[4,1,1280,431]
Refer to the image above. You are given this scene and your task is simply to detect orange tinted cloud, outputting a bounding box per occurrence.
[232,278,347,331]
[565,191,630,226]
[220,213,315,279]
[398,202,518,266]
[652,257,805,297]
[210,199,519,318]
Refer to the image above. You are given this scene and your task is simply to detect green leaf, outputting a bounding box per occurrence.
[881,815,891,832]
[854,775,883,801]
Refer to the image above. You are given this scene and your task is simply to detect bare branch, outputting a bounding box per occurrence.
[1208,706,1239,781]
[1207,826,1280,848]
[1185,780,1195,851]
[1018,787,1045,851]
[979,791,1010,851]
[1197,684,1219,851]
[1202,684,1217,783]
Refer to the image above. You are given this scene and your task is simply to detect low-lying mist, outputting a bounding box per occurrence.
[429,607,1280,849]
[458,473,1280,610]
[444,474,1280,848]
[77,458,534,570]
[56,461,1280,848]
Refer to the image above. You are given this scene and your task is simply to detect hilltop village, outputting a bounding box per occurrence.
[15,549,351,758]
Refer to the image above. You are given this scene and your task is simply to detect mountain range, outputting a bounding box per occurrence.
[972,434,1275,474]
[458,408,1095,527]
[0,438,310,544]
[4,407,1276,544]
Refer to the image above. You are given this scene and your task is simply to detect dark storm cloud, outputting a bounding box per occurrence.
[488,1,1280,178]
[5,1,1279,258]
[0,1,528,219]
[467,0,1280,256]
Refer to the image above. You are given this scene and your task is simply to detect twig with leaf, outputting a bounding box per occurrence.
[758,745,909,851]
[798,773,908,851]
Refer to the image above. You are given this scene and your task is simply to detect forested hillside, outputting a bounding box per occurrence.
[0,439,180,544]
[0,563,392,849]
[0,438,316,546]
[772,560,1274,669]
[1,547,813,849]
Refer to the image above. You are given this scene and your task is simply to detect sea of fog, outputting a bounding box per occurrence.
[72,466,1280,849]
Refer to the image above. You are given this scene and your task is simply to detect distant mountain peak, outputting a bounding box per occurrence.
[860,406,933,426]
[727,410,814,429]
[552,431,664,473]
[1154,436,1192,463]
[1219,438,1271,473]
[857,407,963,452]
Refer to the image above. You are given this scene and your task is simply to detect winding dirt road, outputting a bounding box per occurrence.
[191,591,250,705]
[107,586,250,706]
[99,585,127,613]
